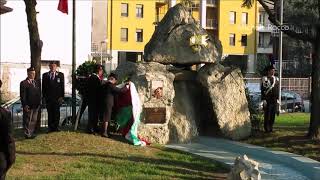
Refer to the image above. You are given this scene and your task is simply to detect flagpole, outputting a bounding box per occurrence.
[72,0,76,123]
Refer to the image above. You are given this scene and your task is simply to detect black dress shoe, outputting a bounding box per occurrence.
[47,129,55,133]
[101,132,110,138]
[86,129,95,134]
[25,134,36,139]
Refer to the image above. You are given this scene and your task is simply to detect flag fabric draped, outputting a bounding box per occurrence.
[114,82,149,146]
[58,0,68,14]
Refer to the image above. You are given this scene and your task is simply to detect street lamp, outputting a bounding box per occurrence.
[100,39,108,64]
[279,0,283,110]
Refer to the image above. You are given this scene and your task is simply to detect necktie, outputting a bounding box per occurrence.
[29,79,35,87]
[51,72,55,80]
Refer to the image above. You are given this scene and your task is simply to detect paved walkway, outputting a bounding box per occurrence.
[166,136,320,180]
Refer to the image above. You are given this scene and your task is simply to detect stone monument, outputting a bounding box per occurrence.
[114,3,251,144]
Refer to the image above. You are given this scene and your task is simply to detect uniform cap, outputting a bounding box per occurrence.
[27,67,35,72]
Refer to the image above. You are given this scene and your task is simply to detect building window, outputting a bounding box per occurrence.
[259,13,265,25]
[189,1,200,14]
[121,28,128,42]
[241,35,247,46]
[242,12,248,25]
[136,29,143,42]
[91,43,98,52]
[258,33,263,47]
[229,11,236,24]
[229,33,235,46]
[136,4,143,18]
[121,3,128,17]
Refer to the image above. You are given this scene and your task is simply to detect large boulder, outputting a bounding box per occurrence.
[144,4,222,65]
[169,73,200,143]
[114,62,175,144]
[197,63,251,140]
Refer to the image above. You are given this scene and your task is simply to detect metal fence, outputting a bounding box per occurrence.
[244,77,311,99]
[2,96,88,129]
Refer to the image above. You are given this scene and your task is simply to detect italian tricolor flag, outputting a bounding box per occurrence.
[114,82,149,146]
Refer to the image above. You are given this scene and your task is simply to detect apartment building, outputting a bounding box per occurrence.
[213,0,257,73]
[92,0,258,73]
[256,1,273,58]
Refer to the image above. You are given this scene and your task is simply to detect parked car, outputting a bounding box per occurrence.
[281,90,305,112]
[1,94,88,128]
[248,92,263,112]
[247,90,304,112]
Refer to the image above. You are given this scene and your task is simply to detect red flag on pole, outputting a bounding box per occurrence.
[58,0,68,14]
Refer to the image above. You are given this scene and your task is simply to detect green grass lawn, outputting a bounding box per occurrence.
[7,131,228,180]
[244,113,320,162]
[275,113,310,127]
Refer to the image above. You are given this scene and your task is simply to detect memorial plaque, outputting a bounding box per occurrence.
[144,107,166,124]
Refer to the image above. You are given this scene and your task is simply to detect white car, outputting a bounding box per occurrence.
[2,94,88,129]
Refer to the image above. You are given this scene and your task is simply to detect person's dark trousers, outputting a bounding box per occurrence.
[47,101,60,131]
[264,102,276,132]
[79,97,88,124]
[101,99,113,137]
[23,107,40,138]
[0,152,7,180]
[87,102,99,133]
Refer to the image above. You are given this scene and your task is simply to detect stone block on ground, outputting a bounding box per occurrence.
[227,155,261,180]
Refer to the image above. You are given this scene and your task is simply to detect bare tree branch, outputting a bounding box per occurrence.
[257,0,315,42]
[318,0,320,21]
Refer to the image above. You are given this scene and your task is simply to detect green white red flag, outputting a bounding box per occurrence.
[58,0,68,14]
[114,83,149,146]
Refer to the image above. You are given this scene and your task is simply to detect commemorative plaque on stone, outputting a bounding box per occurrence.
[144,107,166,124]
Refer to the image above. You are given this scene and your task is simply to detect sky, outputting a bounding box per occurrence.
[0,0,92,66]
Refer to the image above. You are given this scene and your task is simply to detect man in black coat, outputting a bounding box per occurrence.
[87,64,104,134]
[20,67,41,139]
[261,65,280,133]
[0,80,16,180]
[100,73,129,138]
[42,62,65,132]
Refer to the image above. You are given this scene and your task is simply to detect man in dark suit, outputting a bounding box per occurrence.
[261,65,280,133]
[101,73,129,138]
[20,67,41,139]
[42,62,65,132]
[0,80,16,180]
[87,64,104,134]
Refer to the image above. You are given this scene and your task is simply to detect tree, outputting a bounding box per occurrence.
[282,1,313,78]
[282,36,312,78]
[256,54,270,76]
[23,0,42,80]
[243,0,320,139]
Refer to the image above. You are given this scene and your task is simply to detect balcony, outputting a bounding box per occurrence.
[258,43,272,48]
[257,23,273,32]
[206,0,217,7]
[206,19,218,29]
[257,44,273,54]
